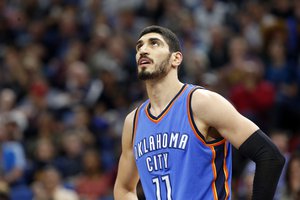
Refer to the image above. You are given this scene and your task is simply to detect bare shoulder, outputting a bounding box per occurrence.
[124,109,137,129]
[122,108,139,147]
[191,88,258,148]
[191,89,232,112]
[191,89,218,101]
[190,88,236,127]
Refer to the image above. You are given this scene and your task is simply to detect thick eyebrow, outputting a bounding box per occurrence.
[136,37,164,49]
[148,37,163,44]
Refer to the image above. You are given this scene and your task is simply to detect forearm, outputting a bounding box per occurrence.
[114,187,138,200]
[251,159,284,199]
[239,129,285,200]
[113,157,140,200]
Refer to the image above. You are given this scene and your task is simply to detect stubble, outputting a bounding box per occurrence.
[138,54,171,81]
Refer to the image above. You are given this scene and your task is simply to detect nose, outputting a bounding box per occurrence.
[137,46,149,60]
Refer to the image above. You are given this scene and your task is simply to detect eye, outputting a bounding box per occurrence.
[136,44,142,51]
[151,41,159,47]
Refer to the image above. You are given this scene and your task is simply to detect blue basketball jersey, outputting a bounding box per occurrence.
[133,84,232,200]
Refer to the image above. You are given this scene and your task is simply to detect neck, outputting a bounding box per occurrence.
[144,70,183,116]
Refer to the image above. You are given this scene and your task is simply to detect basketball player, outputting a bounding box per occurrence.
[114,25,285,200]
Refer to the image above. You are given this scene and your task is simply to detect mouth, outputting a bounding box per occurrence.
[138,57,152,66]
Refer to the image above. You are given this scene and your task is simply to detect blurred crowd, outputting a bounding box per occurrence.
[0,0,299,199]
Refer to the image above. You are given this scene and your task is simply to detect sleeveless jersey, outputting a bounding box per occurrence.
[133,84,232,200]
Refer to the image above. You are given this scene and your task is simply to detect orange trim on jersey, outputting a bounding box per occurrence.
[210,146,218,200]
[223,142,230,200]
[187,87,226,147]
[145,84,188,123]
[132,106,141,147]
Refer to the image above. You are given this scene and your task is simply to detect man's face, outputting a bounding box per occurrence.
[135,33,172,80]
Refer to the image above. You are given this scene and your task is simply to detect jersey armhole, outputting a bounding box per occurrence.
[131,105,142,145]
[188,87,225,146]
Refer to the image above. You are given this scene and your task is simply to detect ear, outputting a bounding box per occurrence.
[171,52,183,68]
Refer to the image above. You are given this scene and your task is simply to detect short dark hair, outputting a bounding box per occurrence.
[138,25,181,53]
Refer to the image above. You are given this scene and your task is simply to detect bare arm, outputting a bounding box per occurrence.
[191,89,258,148]
[192,89,285,199]
[114,110,140,200]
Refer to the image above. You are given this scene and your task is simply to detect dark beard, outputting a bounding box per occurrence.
[138,54,171,81]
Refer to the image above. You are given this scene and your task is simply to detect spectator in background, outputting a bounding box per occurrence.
[75,148,113,200]
[1,47,29,99]
[282,152,300,200]
[27,138,59,185]
[63,105,95,147]
[264,40,296,94]
[207,25,229,70]
[160,0,187,35]
[32,166,79,200]
[290,0,300,58]
[0,181,10,200]
[87,33,133,83]
[264,39,299,131]
[29,111,60,144]
[64,61,103,108]
[193,0,229,48]
[18,77,50,132]
[56,130,84,183]
[0,123,26,185]
[0,89,16,113]
[236,160,255,200]
[219,36,258,96]
[269,130,291,200]
[135,0,164,24]
[0,120,31,200]
[229,60,275,129]
[0,88,27,141]
[270,0,293,19]
[181,36,209,84]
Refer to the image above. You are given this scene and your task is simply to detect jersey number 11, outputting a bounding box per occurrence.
[152,174,172,200]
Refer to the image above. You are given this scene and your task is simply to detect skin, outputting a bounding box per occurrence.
[114,32,259,199]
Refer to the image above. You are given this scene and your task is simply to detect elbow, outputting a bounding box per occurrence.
[113,189,121,199]
[113,182,121,200]
[114,184,138,200]
[113,182,129,200]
